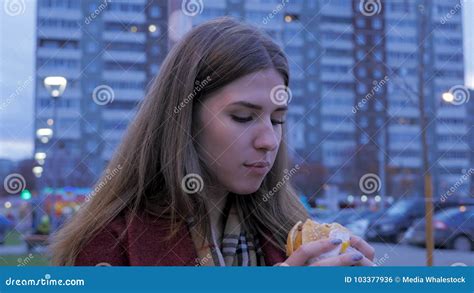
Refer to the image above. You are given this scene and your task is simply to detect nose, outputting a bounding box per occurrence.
[253,119,279,152]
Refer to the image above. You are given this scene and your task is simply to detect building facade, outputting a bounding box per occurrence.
[34,0,470,200]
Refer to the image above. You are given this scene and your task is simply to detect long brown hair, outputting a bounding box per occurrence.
[51,17,308,266]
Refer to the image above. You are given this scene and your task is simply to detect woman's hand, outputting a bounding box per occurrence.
[348,235,375,265]
[274,236,376,266]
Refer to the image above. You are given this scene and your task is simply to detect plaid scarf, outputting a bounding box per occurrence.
[187,199,266,266]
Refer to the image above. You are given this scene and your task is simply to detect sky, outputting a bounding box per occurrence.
[0,0,473,161]
[0,0,36,161]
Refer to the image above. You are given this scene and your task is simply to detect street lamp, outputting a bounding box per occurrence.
[442,91,454,103]
[43,75,67,231]
[36,128,53,144]
[32,166,43,178]
[44,76,67,142]
[44,76,67,98]
[35,152,47,165]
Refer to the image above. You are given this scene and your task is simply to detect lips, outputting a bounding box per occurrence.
[244,161,270,168]
[243,161,271,176]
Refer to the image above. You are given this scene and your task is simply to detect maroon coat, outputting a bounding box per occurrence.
[75,212,287,266]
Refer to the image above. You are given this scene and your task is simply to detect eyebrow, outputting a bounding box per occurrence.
[228,101,288,112]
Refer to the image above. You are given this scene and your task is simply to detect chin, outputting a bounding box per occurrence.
[229,179,264,195]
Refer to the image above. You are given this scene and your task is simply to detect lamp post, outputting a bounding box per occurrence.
[43,76,67,230]
[36,128,53,144]
[441,91,454,103]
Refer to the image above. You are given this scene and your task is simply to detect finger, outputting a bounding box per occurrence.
[285,238,344,266]
[350,235,375,261]
[352,256,377,267]
[309,252,364,267]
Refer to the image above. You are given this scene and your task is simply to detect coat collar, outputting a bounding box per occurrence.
[126,212,287,266]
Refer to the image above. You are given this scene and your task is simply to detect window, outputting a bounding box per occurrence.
[150,6,161,17]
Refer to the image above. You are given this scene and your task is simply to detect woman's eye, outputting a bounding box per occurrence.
[271,120,286,125]
[231,115,253,123]
[231,115,286,125]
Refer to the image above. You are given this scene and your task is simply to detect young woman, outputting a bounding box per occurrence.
[51,17,375,266]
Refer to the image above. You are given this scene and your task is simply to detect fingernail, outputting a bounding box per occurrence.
[331,238,342,245]
[352,253,363,261]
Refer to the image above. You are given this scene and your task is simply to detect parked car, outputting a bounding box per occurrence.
[404,206,474,251]
[366,197,473,243]
[346,209,386,239]
[311,208,385,239]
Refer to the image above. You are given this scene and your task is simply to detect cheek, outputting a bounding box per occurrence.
[197,122,253,192]
[207,122,246,166]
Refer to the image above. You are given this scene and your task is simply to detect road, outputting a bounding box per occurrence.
[370,242,474,266]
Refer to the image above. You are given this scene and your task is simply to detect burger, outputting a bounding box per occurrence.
[286,219,352,261]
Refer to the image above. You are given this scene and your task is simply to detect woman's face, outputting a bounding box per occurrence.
[194,68,288,195]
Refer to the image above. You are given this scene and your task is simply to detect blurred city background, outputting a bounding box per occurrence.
[0,0,473,266]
